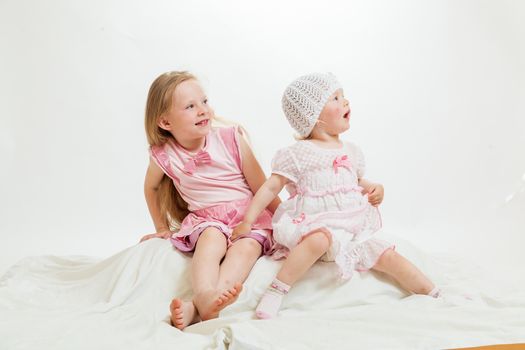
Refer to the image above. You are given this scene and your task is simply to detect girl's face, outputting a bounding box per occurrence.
[317,89,351,135]
[158,79,213,142]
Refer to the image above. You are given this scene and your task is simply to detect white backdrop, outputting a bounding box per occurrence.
[1,0,524,282]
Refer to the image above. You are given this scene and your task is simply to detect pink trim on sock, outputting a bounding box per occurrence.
[270,281,290,294]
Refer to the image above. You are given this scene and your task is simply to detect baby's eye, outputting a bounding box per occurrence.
[186,104,194,109]
[334,96,339,101]
[203,99,208,104]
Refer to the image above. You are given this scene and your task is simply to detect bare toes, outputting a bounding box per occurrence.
[170,298,197,330]
[233,282,243,294]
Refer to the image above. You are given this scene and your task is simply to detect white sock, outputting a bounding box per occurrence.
[428,286,442,298]
[255,279,290,319]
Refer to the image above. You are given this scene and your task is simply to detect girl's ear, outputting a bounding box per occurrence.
[157,115,171,131]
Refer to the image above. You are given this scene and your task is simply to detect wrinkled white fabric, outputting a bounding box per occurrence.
[1,235,525,350]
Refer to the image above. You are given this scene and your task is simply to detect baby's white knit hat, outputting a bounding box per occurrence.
[281,72,341,137]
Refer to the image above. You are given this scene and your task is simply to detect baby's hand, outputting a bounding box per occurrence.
[139,229,172,243]
[231,222,252,241]
[366,183,384,207]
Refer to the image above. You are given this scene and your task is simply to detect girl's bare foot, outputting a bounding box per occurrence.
[170,298,198,330]
[217,282,243,310]
[195,282,243,321]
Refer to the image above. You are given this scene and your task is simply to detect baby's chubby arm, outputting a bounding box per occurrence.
[358,178,384,207]
[231,174,288,240]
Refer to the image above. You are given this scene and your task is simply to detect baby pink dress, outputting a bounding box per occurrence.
[271,140,394,279]
[150,126,274,255]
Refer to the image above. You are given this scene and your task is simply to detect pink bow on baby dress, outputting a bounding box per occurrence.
[332,155,351,173]
[292,212,305,224]
[183,150,211,174]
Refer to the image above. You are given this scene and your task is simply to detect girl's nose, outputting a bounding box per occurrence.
[197,104,207,115]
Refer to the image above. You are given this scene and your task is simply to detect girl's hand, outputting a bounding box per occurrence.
[139,229,172,243]
[230,222,252,241]
[365,183,384,207]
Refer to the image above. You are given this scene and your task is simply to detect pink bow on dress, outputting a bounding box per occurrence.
[332,155,351,173]
[183,150,211,174]
[292,212,305,224]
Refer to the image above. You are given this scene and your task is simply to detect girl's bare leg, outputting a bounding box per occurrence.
[171,227,227,329]
[371,249,434,295]
[209,237,263,313]
[217,237,262,290]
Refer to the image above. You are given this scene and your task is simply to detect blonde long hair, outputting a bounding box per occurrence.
[144,71,245,230]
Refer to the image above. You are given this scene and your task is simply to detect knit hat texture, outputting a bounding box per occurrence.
[281,73,341,137]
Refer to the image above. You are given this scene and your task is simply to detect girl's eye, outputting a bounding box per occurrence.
[334,96,339,101]
[203,99,208,104]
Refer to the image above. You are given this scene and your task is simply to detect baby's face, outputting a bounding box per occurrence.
[317,89,351,135]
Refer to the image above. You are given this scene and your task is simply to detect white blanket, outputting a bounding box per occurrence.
[1,235,524,350]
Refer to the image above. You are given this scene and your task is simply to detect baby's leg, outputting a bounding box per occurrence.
[257,231,330,319]
[171,227,227,328]
[371,249,435,295]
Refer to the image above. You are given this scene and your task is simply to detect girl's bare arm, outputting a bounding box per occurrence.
[238,132,281,213]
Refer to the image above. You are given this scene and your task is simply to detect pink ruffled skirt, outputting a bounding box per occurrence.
[170,197,274,255]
